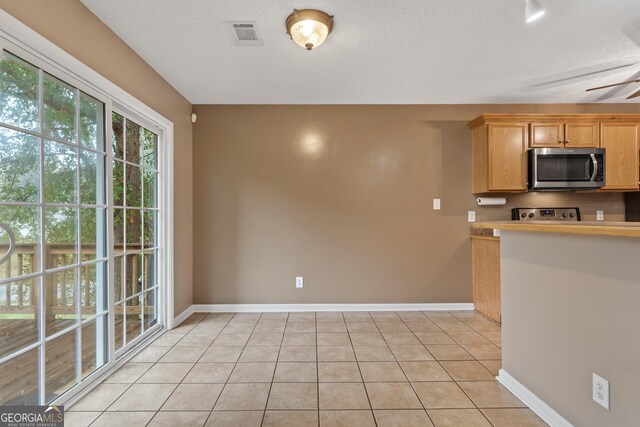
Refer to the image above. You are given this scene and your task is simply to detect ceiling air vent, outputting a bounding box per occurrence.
[228,21,263,46]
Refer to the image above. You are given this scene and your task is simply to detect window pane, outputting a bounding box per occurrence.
[113,255,124,303]
[45,268,77,337]
[81,262,106,315]
[142,250,155,291]
[125,164,141,207]
[45,330,78,401]
[0,277,38,358]
[112,112,124,160]
[115,302,124,352]
[142,169,156,209]
[0,126,40,203]
[125,118,141,164]
[112,160,124,206]
[81,317,107,379]
[142,289,156,331]
[81,208,106,261]
[43,72,76,143]
[44,139,78,204]
[0,206,40,280]
[79,92,104,150]
[45,207,78,269]
[125,209,142,248]
[125,295,142,344]
[80,151,105,205]
[0,51,39,132]
[142,210,155,249]
[141,127,157,169]
[0,347,39,405]
[125,253,142,298]
[113,208,124,255]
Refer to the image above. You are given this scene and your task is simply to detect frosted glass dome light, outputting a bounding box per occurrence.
[286,9,334,51]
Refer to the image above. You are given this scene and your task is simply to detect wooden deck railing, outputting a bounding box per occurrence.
[0,244,152,315]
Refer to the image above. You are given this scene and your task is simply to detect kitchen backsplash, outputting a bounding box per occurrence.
[471,192,625,222]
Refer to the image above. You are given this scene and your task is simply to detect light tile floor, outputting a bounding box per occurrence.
[68,311,548,427]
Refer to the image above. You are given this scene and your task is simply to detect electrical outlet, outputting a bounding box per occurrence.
[596,210,604,221]
[295,276,304,288]
[593,373,610,410]
[468,211,476,222]
[493,229,501,237]
[433,199,441,210]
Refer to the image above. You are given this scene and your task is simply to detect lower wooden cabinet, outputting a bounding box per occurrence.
[471,236,501,323]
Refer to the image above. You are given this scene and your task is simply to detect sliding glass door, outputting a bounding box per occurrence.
[0,46,161,405]
[111,111,158,354]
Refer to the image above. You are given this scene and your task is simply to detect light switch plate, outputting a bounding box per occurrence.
[433,199,441,210]
[596,211,604,221]
[295,277,304,288]
[468,211,476,222]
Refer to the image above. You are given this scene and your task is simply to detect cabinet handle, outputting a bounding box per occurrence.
[565,140,571,144]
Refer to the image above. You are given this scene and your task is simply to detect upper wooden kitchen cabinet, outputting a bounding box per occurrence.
[470,120,528,193]
[600,123,639,191]
[530,121,599,148]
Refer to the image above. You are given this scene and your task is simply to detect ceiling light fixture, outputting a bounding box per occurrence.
[525,0,546,23]
[285,9,334,51]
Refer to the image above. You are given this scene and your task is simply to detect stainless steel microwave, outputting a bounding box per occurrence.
[528,148,605,190]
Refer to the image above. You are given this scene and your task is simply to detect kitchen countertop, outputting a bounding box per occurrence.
[472,221,640,238]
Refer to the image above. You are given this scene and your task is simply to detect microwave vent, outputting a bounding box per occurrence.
[229,22,263,46]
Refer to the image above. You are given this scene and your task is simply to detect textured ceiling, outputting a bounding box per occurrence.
[81,0,640,104]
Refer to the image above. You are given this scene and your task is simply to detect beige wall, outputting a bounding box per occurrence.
[193,104,635,305]
[0,0,194,314]
[501,231,640,426]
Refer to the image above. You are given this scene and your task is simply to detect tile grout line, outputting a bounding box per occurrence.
[181,313,234,427]
[394,311,442,427]
[260,311,287,427]
[438,311,502,427]
[315,312,320,427]
[376,311,438,426]
[150,313,223,426]
[348,311,378,427]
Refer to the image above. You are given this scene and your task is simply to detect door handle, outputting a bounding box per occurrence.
[0,221,16,266]
[590,154,598,182]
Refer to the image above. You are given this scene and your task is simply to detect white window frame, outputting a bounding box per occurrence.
[0,9,175,405]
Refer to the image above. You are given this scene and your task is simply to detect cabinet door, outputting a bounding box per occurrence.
[600,123,639,190]
[565,122,599,148]
[530,122,564,148]
[472,237,500,323]
[488,123,527,191]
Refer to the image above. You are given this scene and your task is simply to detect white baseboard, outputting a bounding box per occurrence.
[497,369,574,427]
[171,305,195,328]
[191,303,474,313]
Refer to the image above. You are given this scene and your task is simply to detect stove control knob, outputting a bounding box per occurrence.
[569,212,575,218]
[561,213,567,218]
[521,213,527,219]
[528,213,535,219]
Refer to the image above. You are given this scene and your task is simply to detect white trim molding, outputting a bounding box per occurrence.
[497,369,574,427]
[191,303,474,313]
[172,305,196,328]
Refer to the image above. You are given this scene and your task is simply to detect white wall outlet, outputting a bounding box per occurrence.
[433,198,441,210]
[468,211,476,222]
[593,373,610,410]
[493,229,501,237]
[596,210,604,221]
[295,276,304,288]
